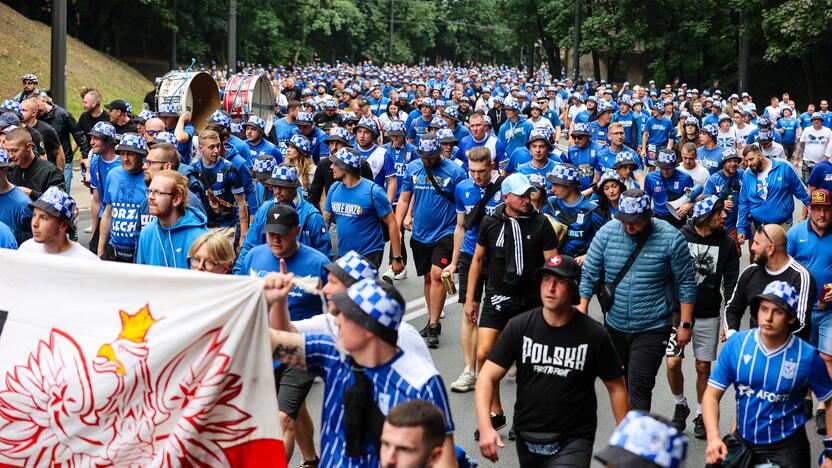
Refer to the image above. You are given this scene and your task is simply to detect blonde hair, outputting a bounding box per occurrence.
[199,129,221,143]
[155,169,189,214]
[188,231,236,265]
[285,149,315,191]
[467,146,492,165]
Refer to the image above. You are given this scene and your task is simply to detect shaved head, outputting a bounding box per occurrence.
[762,224,787,248]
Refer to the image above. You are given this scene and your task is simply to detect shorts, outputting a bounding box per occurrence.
[479,289,541,330]
[516,435,593,467]
[810,310,832,354]
[457,252,484,304]
[363,250,384,269]
[273,365,315,419]
[410,234,454,277]
[665,314,720,362]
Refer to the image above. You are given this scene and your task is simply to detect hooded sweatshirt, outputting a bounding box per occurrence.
[680,222,740,319]
[135,208,208,268]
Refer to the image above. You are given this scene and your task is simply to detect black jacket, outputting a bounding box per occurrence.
[9,155,66,201]
[487,107,507,133]
[40,105,91,163]
[680,222,740,319]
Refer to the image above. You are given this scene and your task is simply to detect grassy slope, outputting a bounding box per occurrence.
[0,3,152,118]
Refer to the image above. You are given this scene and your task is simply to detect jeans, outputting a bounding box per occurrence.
[605,325,670,411]
[64,163,73,193]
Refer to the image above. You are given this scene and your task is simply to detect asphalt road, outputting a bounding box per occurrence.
[66,165,822,467]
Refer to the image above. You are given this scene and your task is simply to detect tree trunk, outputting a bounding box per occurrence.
[802,55,817,104]
[591,49,601,81]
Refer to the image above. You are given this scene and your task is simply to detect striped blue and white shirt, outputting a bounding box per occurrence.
[708,329,832,444]
[305,334,455,467]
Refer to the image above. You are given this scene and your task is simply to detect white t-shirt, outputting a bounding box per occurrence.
[733,123,755,144]
[18,239,101,260]
[762,142,787,160]
[678,163,711,187]
[800,126,832,163]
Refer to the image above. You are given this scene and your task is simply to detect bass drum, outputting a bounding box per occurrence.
[223,74,275,135]
[156,71,220,131]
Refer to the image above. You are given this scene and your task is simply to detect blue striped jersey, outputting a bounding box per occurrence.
[304,334,455,467]
[708,329,832,444]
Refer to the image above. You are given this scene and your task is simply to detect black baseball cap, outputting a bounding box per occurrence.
[535,255,581,304]
[105,100,129,112]
[263,204,299,235]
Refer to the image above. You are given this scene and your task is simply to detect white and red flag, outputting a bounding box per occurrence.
[0,250,285,467]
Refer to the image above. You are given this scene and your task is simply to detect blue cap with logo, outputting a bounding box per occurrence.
[595,411,688,468]
[325,250,379,287]
[332,278,405,347]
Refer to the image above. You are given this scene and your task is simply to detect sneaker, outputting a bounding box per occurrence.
[508,425,516,440]
[474,412,506,441]
[816,409,827,435]
[692,414,706,439]
[84,225,93,233]
[671,403,690,431]
[419,321,441,337]
[425,324,440,348]
[450,368,477,393]
[394,270,408,280]
[381,269,395,282]
[440,310,446,319]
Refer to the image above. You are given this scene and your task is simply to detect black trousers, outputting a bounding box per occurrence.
[387,203,408,265]
[605,325,669,412]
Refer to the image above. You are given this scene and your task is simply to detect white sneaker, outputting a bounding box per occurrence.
[381,269,395,282]
[394,270,408,280]
[84,225,93,233]
[450,367,477,393]
[440,310,446,319]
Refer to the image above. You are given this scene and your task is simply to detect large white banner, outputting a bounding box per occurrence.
[0,250,285,467]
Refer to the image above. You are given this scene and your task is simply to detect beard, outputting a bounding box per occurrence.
[754,249,769,266]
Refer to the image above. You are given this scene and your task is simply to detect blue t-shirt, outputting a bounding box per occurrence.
[388,143,417,201]
[166,123,195,164]
[799,112,814,129]
[225,144,260,213]
[596,145,641,173]
[644,169,694,218]
[325,179,392,255]
[238,243,328,321]
[192,157,245,228]
[0,187,32,244]
[245,138,283,164]
[516,159,557,191]
[289,127,329,163]
[696,145,724,174]
[566,142,602,191]
[588,121,610,146]
[776,117,799,144]
[0,220,17,249]
[612,111,638,146]
[808,160,832,192]
[89,154,122,217]
[407,116,433,145]
[541,195,605,257]
[643,116,674,148]
[228,135,250,164]
[708,330,832,445]
[103,167,147,248]
[454,177,502,256]
[787,220,832,316]
[306,335,454,468]
[272,117,298,156]
[401,158,468,244]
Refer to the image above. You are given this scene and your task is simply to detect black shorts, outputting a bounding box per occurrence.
[363,250,384,269]
[479,289,541,330]
[273,365,315,419]
[410,234,454,277]
[458,252,485,304]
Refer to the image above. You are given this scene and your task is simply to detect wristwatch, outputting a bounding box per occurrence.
[680,321,693,329]
[391,256,404,263]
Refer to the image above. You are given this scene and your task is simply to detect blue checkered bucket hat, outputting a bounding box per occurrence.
[252,155,277,180]
[692,195,724,224]
[288,134,311,155]
[572,122,590,137]
[137,109,155,122]
[753,280,800,321]
[505,100,523,112]
[296,111,315,125]
[756,130,774,142]
[415,136,442,158]
[721,147,740,165]
[157,103,179,117]
[595,411,687,468]
[0,149,10,168]
[268,163,300,188]
[597,172,627,193]
[616,189,651,222]
[330,147,362,173]
[387,120,407,136]
[613,151,640,169]
[343,111,359,122]
[211,110,232,129]
[526,127,552,148]
[325,126,353,145]
[332,278,404,346]
[243,115,266,132]
[546,163,581,188]
[115,132,147,155]
[151,131,178,147]
[437,128,456,143]
[89,121,117,143]
[684,116,700,128]
[419,97,436,110]
[231,120,244,133]
[444,107,460,121]
[325,250,379,286]
[428,116,447,130]
[702,124,719,140]
[125,102,133,114]
[653,149,678,168]
[597,102,613,113]
[29,186,78,224]
[0,100,22,116]
[356,116,380,135]
[323,99,338,109]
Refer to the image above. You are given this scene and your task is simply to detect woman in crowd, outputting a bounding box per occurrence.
[188,231,236,274]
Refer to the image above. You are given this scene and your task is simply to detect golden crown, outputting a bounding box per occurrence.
[118,305,158,343]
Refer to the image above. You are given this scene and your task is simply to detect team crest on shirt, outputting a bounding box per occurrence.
[216,172,224,183]
[781,360,797,380]
[743,354,752,365]
[378,393,391,414]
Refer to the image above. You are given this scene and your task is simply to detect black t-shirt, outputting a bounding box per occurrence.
[477,209,558,297]
[489,308,624,438]
[112,120,138,135]
[26,126,47,157]
[33,120,61,164]
[78,110,110,141]
[143,90,157,112]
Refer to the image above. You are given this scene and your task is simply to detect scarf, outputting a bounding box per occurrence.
[493,203,536,285]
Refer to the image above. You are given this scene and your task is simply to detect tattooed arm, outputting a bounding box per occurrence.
[268,330,307,371]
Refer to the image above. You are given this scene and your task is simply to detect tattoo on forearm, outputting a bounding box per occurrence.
[273,343,306,370]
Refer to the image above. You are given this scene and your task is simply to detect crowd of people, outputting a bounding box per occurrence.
[3,63,832,467]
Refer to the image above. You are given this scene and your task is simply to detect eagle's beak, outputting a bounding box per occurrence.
[96,344,126,375]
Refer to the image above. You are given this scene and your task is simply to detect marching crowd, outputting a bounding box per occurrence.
[3,63,832,467]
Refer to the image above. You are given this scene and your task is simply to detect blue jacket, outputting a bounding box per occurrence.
[135,208,208,269]
[579,219,697,333]
[737,159,810,235]
[233,194,332,273]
